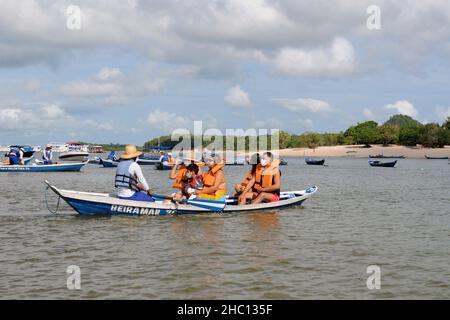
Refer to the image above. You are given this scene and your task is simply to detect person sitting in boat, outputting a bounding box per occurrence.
[7,146,23,165]
[160,152,170,165]
[194,155,226,200]
[42,144,53,165]
[115,145,154,202]
[239,152,281,205]
[235,153,260,200]
[107,151,117,162]
[172,163,204,201]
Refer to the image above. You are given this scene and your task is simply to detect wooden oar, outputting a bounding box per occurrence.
[148,192,226,212]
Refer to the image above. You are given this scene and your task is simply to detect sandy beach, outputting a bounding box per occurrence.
[278,145,450,159]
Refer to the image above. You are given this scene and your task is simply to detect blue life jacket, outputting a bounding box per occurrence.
[10,148,20,157]
[8,154,20,165]
[107,151,116,160]
[115,160,140,192]
[43,149,52,160]
[161,155,169,162]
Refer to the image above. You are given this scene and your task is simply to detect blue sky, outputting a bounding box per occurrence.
[1,0,450,146]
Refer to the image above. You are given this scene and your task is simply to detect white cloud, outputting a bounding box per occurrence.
[224,85,251,107]
[385,100,418,118]
[273,37,356,77]
[2,1,450,78]
[275,98,335,113]
[435,106,450,121]
[60,82,120,97]
[41,104,67,119]
[96,68,123,81]
[147,109,190,132]
[147,109,219,133]
[59,66,166,103]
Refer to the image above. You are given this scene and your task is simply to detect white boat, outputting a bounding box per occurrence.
[49,143,69,153]
[45,181,318,216]
[59,151,89,162]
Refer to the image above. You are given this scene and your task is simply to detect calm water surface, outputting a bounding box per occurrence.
[0,157,449,299]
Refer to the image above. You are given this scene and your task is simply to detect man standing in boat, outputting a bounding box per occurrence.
[6,146,24,165]
[43,144,53,164]
[115,145,154,202]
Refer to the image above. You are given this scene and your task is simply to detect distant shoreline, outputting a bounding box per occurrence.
[277,145,450,159]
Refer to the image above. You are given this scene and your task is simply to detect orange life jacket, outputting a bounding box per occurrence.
[172,166,188,189]
[254,160,280,193]
[203,163,226,191]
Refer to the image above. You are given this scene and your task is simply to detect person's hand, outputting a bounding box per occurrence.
[254,185,262,192]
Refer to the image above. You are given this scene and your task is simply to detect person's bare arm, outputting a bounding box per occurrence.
[169,159,180,180]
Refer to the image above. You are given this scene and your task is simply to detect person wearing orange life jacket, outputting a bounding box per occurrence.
[234,153,260,200]
[239,152,281,205]
[194,155,226,200]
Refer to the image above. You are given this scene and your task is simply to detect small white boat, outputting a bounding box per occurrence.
[45,181,318,216]
[59,151,89,162]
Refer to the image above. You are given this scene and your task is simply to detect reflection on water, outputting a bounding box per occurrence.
[0,157,449,299]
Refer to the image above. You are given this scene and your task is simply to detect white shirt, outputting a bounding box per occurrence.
[116,161,150,198]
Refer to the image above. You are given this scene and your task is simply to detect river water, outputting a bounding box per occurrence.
[0,156,449,299]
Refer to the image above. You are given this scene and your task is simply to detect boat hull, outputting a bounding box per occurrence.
[137,159,160,165]
[425,155,449,160]
[99,158,118,168]
[154,163,174,170]
[368,160,397,167]
[59,152,89,162]
[305,158,325,165]
[369,155,405,159]
[45,181,318,216]
[0,162,86,172]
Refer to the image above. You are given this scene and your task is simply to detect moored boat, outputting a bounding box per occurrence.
[0,162,86,172]
[368,160,397,167]
[154,162,175,170]
[424,155,449,160]
[44,181,318,216]
[59,151,89,162]
[99,158,118,168]
[369,154,405,159]
[137,158,160,165]
[305,158,325,166]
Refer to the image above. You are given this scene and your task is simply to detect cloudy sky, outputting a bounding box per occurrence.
[1,0,450,145]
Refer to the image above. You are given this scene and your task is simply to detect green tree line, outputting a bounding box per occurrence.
[142,114,450,150]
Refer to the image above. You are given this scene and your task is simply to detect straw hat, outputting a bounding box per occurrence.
[120,145,143,159]
[46,144,53,149]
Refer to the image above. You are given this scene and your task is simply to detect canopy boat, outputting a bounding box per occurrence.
[424,155,449,160]
[0,162,86,172]
[99,158,118,168]
[368,160,397,167]
[305,158,325,166]
[8,145,36,158]
[369,154,405,159]
[44,181,318,216]
[59,151,89,162]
